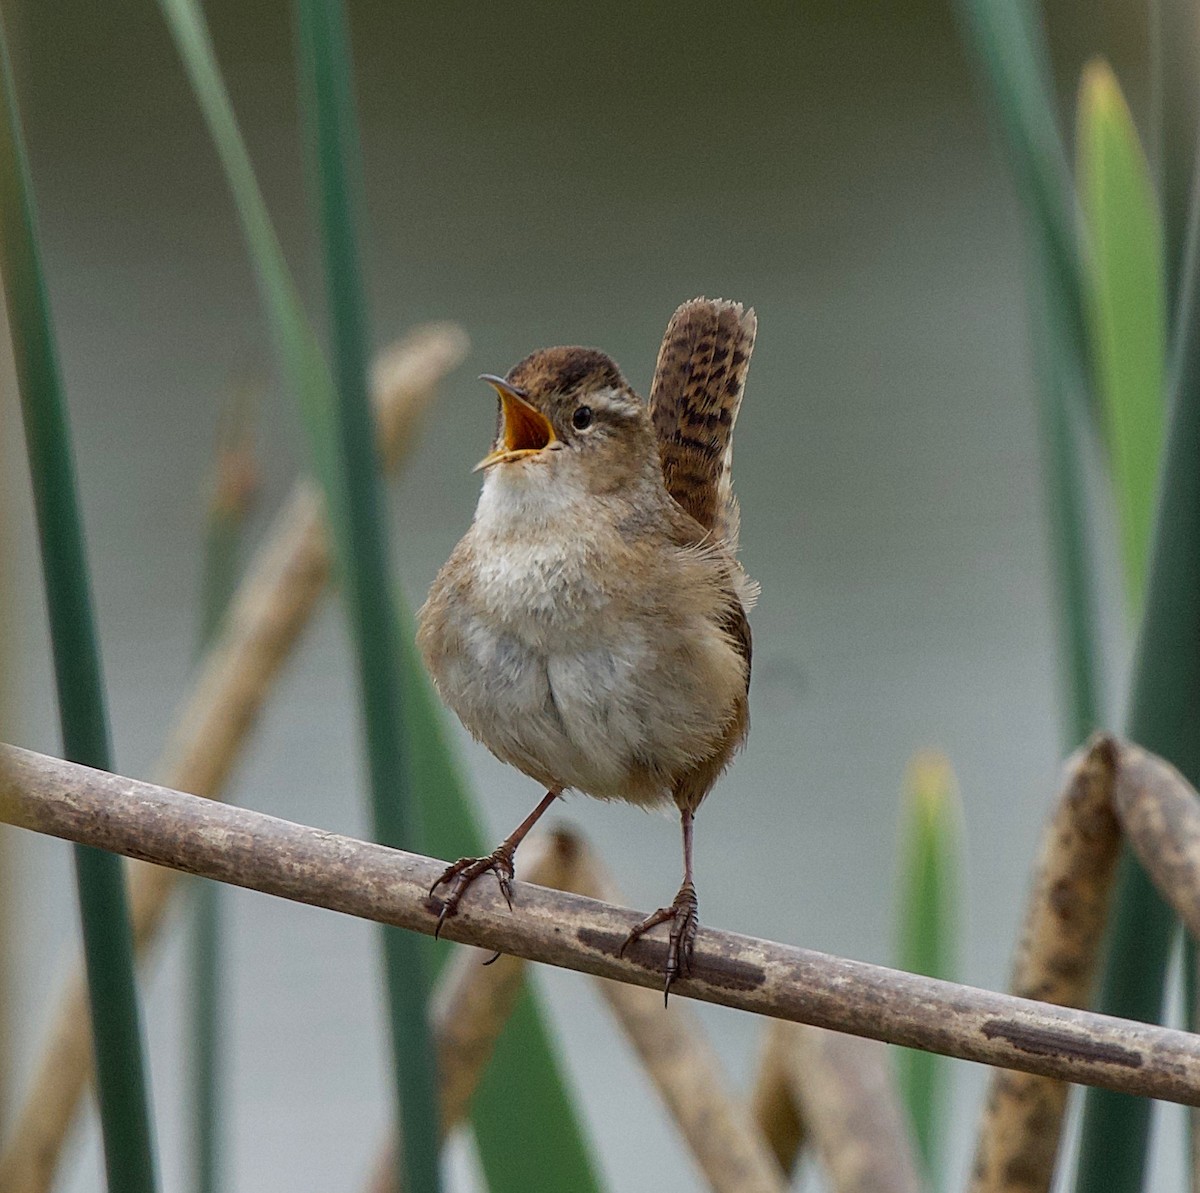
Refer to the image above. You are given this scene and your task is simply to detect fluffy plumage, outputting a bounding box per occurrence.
[416,297,758,985]
[417,321,756,810]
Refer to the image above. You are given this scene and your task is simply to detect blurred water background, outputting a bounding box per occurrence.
[0,1,1177,1190]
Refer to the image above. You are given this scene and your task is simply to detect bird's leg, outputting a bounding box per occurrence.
[429,787,561,938]
[620,808,699,1001]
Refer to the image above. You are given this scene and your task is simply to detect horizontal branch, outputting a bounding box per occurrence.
[3,742,1200,1106]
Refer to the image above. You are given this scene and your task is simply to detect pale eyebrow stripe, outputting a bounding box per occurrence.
[587,389,643,421]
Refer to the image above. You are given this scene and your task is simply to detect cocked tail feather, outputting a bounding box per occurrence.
[649,297,756,550]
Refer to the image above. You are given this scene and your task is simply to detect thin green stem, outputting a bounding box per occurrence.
[1032,268,1104,748]
[191,445,254,1193]
[0,13,158,1192]
[955,0,1095,417]
[293,2,439,1189]
[954,0,1104,750]
[191,877,221,1193]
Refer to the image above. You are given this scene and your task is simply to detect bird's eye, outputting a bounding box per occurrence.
[572,405,594,431]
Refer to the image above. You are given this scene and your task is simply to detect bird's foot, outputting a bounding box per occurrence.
[428,845,516,939]
[619,880,699,1003]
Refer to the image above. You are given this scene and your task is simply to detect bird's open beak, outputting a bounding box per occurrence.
[474,374,557,471]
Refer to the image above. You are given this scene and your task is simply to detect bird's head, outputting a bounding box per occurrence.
[475,347,657,496]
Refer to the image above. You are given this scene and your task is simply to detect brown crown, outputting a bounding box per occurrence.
[506,347,627,398]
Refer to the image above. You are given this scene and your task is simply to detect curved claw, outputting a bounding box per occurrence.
[496,869,514,910]
[427,847,517,937]
[619,883,699,1004]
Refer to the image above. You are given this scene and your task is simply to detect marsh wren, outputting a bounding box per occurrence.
[417,297,757,994]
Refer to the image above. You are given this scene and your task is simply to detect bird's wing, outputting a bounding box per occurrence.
[648,297,756,551]
[665,501,754,694]
[718,590,753,693]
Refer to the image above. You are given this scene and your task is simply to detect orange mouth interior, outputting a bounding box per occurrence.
[474,379,558,471]
[501,392,555,454]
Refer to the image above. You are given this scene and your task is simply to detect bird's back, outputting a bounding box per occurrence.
[649,297,756,551]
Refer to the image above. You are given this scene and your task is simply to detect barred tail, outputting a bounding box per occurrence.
[648,297,756,549]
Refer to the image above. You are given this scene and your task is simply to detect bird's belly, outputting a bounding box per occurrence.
[437,617,733,806]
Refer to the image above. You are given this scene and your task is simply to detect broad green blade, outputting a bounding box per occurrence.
[1077,60,1167,619]
[157,5,603,1190]
[895,752,962,1184]
[0,14,159,1192]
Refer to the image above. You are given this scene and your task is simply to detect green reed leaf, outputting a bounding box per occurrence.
[0,13,158,1191]
[895,752,962,1184]
[1077,60,1168,619]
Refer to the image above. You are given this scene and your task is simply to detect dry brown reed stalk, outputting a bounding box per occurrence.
[749,1020,807,1175]
[1109,740,1200,935]
[5,745,1200,1108]
[785,1024,921,1193]
[748,1016,920,1190]
[970,735,1200,1193]
[968,735,1123,1193]
[558,830,786,1193]
[1106,738,1200,1193]
[0,834,8,1144]
[0,323,468,1193]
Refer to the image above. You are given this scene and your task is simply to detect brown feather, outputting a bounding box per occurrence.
[665,499,754,705]
[649,297,757,549]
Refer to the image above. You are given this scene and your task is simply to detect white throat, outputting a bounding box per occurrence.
[474,456,588,538]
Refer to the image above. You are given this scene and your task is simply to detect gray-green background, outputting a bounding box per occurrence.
[0,2,1178,1190]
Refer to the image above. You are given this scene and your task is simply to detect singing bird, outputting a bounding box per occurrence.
[417,297,757,993]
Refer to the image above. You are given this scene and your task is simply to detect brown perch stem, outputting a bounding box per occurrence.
[4,743,1200,1108]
